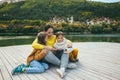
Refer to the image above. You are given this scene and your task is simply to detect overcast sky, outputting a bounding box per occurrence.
[0,0,120,3]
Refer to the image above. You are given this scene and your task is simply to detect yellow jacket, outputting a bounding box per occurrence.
[27,35,74,64]
[27,35,56,64]
[32,35,56,49]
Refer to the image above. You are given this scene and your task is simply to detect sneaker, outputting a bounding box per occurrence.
[67,63,77,69]
[11,64,27,75]
[56,69,66,78]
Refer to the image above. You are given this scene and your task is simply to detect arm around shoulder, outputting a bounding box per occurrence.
[32,38,44,49]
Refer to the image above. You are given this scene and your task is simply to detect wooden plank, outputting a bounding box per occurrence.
[44,68,62,80]
[40,70,59,80]
[77,54,120,79]
[32,74,47,80]
[67,69,101,80]
[81,67,118,80]
[6,47,47,80]
[0,57,4,80]
[0,69,3,80]
[78,53,120,72]
[0,53,12,80]
[0,42,120,80]
[2,48,40,80]
[0,48,28,80]
[1,48,47,80]
[75,68,111,80]
[0,49,22,80]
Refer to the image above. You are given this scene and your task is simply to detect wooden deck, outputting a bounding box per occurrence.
[0,42,120,80]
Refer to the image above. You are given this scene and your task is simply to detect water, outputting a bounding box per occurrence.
[0,34,120,47]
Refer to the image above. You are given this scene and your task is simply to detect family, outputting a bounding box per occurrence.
[11,25,79,78]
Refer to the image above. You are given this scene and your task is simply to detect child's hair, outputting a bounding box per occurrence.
[56,31,64,38]
[37,32,47,45]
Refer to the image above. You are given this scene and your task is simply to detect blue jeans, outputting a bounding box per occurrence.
[44,50,69,68]
[25,60,49,74]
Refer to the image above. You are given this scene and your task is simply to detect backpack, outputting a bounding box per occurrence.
[69,48,79,62]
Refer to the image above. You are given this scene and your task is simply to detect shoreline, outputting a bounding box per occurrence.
[0,33,120,36]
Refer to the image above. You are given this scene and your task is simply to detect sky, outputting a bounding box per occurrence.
[0,0,120,3]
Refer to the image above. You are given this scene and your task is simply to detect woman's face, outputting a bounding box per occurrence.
[57,35,64,43]
[46,28,53,37]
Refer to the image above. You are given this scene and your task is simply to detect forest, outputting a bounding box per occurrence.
[0,0,120,35]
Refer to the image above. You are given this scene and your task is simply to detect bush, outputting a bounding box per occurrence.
[0,27,6,32]
[103,27,112,33]
[88,24,103,34]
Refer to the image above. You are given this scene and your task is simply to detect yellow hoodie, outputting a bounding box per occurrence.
[32,35,56,49]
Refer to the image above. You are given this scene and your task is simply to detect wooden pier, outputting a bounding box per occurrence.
[0,42,120,80]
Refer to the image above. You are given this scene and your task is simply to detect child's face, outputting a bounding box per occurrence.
[44,36,48,43]
[57,35,64,43]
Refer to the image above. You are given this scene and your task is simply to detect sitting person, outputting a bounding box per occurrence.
[54,31,79,62]
[11,32,49,75]
[54,31,79,78]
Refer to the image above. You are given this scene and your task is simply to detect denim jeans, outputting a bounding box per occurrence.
[25,60,49,74]
[44,50,69,68]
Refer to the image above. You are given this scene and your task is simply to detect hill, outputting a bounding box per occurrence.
[0,0,120,21]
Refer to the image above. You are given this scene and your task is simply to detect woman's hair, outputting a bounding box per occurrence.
[37,32,47,45]
[56,31,64,38]
[45,25,53,32]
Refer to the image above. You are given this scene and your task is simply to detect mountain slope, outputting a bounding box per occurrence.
[0,0,120,21]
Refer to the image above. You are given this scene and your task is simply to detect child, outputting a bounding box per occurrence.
[54,31,78,78]
[54,31,72,53]
[12,32,49,75]
[54,31,79,62]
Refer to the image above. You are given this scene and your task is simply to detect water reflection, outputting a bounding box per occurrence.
[65,34,120,43]
[0,34,120,46]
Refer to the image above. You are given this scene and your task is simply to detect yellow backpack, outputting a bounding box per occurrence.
[69,48,79,62]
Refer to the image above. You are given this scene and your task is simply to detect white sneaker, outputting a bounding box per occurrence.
[56,68,65,78]
[67,63,77,69]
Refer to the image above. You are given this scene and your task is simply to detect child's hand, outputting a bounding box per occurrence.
[64,49,68,53]
[67,44,72,48]
[51,48,57,51]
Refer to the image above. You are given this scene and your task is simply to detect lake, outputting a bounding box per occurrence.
[0,34,120,47]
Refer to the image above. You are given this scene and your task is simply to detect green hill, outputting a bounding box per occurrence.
[0,0,120,21]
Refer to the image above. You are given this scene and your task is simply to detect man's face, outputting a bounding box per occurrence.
[57,35,64,43]
[46,28,53,37]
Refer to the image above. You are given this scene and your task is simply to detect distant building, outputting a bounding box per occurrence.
[67,16,74,24]
[51,17,66,24]
[86,17,112,25]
